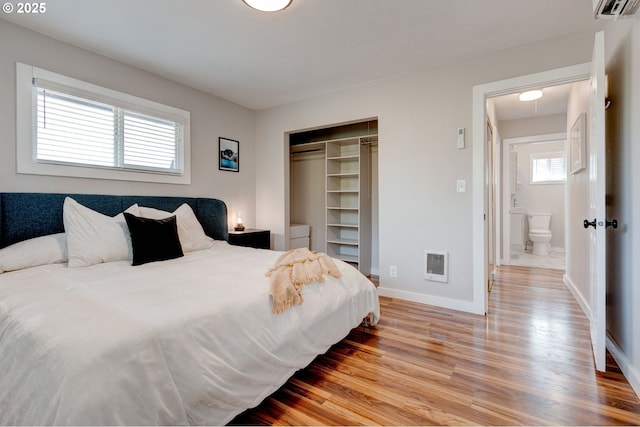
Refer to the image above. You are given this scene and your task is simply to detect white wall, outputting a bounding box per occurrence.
[564,81,591,307]
[255,28,599,311]
[290,150,326,252]
[0,20,257,230]
[629,18,640,397]
[498,114,567,139]
[601,18,640,398]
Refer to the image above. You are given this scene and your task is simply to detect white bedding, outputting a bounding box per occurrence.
[0,241,379,425]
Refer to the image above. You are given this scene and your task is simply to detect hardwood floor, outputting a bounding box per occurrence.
[231,266,640,425]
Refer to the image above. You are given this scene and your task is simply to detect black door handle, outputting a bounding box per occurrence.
[584,218,618,229]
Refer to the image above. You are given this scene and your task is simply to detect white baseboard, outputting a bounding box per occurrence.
[564,274,640,400]
[377,286,482,315]
[606,336,640,400]
[563,273,591,319]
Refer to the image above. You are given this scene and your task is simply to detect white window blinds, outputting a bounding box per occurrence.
[531,151,566,183]
[34,80,184,175]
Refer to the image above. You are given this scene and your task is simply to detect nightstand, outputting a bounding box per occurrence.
[228,229,270,249]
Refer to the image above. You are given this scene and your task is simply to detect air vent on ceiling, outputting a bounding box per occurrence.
[594,0,640,18]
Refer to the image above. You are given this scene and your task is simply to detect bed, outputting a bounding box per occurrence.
[0,192,379,425]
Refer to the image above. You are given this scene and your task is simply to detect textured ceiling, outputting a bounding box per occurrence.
[2,0,599,110]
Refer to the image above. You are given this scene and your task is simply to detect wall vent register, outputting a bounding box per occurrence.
[424,250,448,283]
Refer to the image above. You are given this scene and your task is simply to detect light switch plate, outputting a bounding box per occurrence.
[456,179,467,193]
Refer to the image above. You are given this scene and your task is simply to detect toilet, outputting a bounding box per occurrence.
[527,212,552,256]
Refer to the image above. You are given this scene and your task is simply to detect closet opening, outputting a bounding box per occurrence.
[288,119,379,278]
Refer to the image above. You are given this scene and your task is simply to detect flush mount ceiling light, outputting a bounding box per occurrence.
[519,90,543,102]
[242,0,292,12]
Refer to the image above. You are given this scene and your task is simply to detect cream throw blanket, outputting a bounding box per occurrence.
[266,248,341,314]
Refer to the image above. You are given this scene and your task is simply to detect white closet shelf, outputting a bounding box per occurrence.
[324,135,374,275]
[333,254,359,263]
[327,172,359,177]
[326,155,359,160]
[327,238,359,246]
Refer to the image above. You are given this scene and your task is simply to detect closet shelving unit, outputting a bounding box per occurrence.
[325,136,372,274]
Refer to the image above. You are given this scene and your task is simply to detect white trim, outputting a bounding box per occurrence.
[472,62,591,315]
[565,272,640,399]
[504,133,567,146]
[607,336,640,399]
[16,62,191,185]
[377,287,480,314]
[563,273,591,319]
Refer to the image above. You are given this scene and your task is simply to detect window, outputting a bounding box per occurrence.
[530,151,566,184]
[17,63,191,184]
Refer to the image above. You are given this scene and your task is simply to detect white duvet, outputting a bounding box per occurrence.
[0,241,379,425]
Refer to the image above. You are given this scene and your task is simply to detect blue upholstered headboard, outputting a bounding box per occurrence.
[0,193,228,249]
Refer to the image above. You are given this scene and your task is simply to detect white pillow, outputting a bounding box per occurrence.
[0,233,68,273]
[63,197,140,268]
[138,204,214,252]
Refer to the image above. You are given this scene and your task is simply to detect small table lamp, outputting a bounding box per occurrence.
[234,214,245,231]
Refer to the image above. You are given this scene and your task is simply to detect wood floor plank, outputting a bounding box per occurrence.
[230,266,640,425]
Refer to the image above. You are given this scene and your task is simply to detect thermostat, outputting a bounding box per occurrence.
[457,128,465,149]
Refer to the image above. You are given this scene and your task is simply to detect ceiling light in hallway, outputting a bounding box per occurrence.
[519,90,543,101]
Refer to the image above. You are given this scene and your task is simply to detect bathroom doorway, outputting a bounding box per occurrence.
[487,80,580,272]
[501,133,567,270]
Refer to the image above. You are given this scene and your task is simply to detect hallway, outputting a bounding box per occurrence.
[509,248,566,270]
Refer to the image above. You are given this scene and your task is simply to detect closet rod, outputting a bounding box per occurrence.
[290,141,325,149]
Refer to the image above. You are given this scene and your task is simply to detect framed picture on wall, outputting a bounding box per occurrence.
[219,137,239,172]
[570,113,586,174]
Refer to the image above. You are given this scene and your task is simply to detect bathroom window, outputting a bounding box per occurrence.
[530,151,566,184]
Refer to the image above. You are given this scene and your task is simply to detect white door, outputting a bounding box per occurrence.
[586,31,607,372]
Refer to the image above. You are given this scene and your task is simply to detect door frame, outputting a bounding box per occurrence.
[471,62,591,315]
[486,118,496,292]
